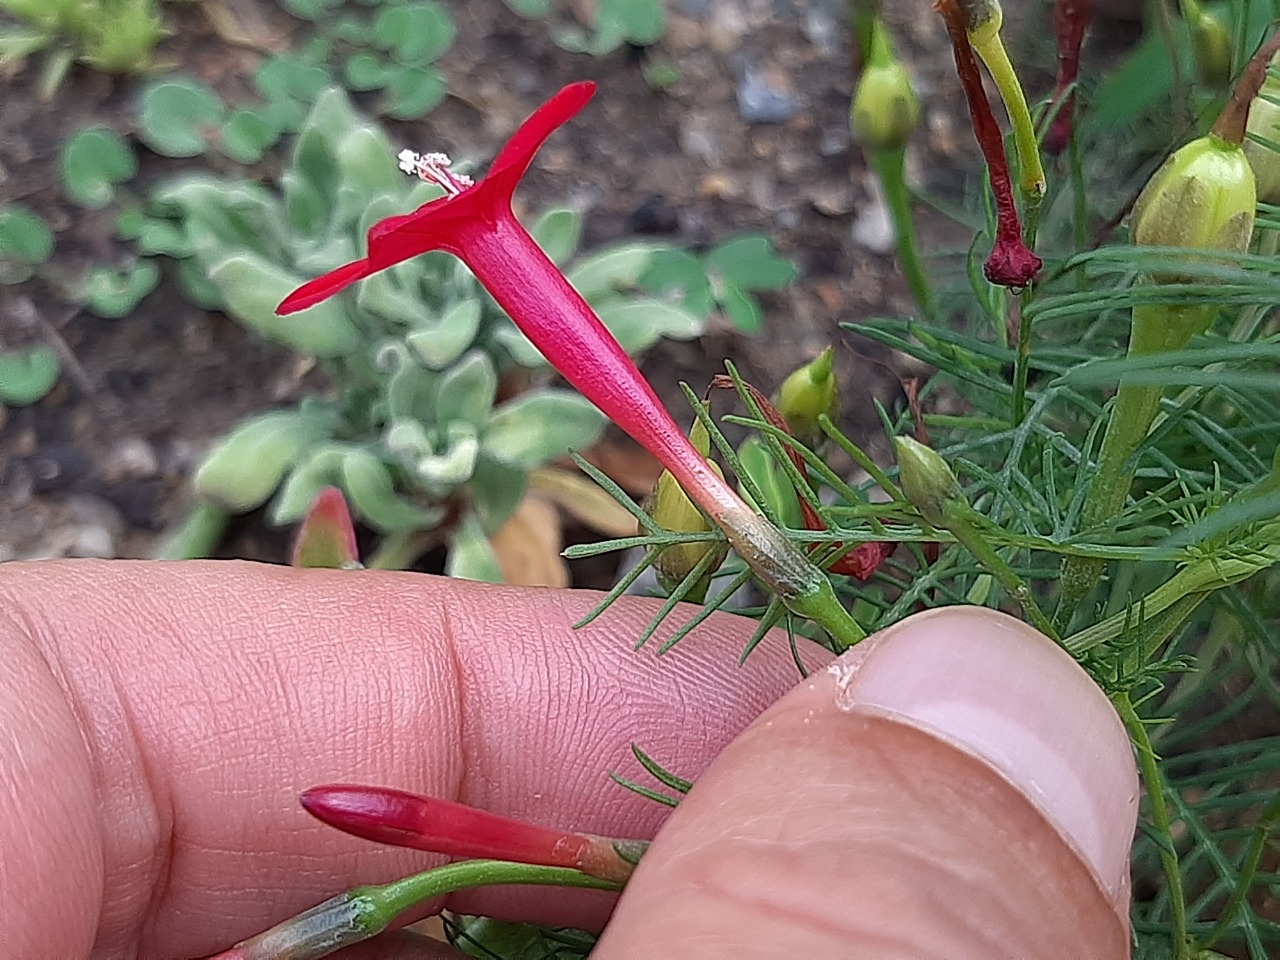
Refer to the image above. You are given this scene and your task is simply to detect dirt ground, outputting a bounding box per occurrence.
[0,0,1135,574]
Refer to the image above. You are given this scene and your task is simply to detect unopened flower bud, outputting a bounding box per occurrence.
[1132,133,1256,279]
[850,20,920,151]
[893,435,960,526]
[1243,53,1280,203]
[1187,5,1233,87]
[773,346,839,448]
[643,409,729,596]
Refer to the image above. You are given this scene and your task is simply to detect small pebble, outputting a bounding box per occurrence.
[737,63,803,124]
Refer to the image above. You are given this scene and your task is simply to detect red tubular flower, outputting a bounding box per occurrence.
[277,83,831,606]
[935,0,1042,287]
[1043,0,1091,155]
[301,784,644,883]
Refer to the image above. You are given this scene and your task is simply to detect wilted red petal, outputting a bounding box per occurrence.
[935,0,1041,288]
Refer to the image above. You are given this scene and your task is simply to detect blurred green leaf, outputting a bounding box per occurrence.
[446,511,502,582]
[719,282,763,334]
[279,0,343,21]
[197,410,335,514]
[207,254,362,357]
[482,389,605,468]
[341,446,440,533]
[138,77,224,158]
[435,350,496,428]
[594,298,705,352]
[0,345,59,406]
[343,51,393,91]
[706,233,798,291]
[372,2,455,64]
[566,240,664,300]
[382,64,445,120]
[406,299,481,369]
[501,0,551,17]
[220,109,280,164]
[0,204,53,283]
[530,208,583,264]
[83,259,160,318]
[253,55,333,108]
[60,126,136,208]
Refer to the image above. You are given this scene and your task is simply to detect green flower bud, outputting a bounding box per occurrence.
[644,410,729,597]
[773,346,839,448]
[893,435,960,526]
[850,20,920,151]
[1243,54,1280,203]
[1132,134,1256,276]
[1189,8,1232,87]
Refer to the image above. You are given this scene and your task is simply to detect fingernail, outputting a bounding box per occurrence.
[828,607,1137,901]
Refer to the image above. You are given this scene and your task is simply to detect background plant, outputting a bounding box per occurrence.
[0,0,172,99]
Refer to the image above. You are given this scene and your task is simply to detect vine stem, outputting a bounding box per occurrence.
[1112,693,1189,960]
[215,860,621,960]
[868,146,935,319]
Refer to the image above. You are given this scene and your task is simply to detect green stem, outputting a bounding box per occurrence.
[868,147,935,319]
[1010,285,1035,425]
[1197,790,1280,952]
[153,502,230,559]
[969,26,1046,199]
[788,575,867,649]
[223,861,620,960]
[1113,693,1190,960]
[940,500,1061,643]
[366,528,435,570]
[1055,300,1213,629]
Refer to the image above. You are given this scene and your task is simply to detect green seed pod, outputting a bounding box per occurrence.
[773,346,839,449]
[850,20,920,152]
[644,411,729,596]
[893,436,960,527]
[1243,54,1280,203]
[1189,8,1233,87]
[194,410,332,513]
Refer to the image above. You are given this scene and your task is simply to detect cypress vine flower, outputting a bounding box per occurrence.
[301,784,645,884]
[1043,0,1091,155]
[277,83,862,646]
[935,0,1042,287]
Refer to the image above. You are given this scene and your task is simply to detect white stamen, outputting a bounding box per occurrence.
[396,147,474,195]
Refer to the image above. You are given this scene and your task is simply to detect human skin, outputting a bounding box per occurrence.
[0,560,1136,958]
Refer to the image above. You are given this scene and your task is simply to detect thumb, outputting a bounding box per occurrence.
[595,606,1138,959]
